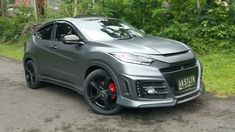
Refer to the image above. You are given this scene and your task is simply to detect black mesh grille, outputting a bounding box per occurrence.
[183,61,196,69]
[161,65,198,96]
[160,66,181,73]
[160,59,196,73]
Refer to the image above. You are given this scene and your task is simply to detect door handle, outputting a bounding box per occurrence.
[50,45,57,50]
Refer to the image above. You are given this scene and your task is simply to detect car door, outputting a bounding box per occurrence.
[34,23,55,77]
[49,21,86,87]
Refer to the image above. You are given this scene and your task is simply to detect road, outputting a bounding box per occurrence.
[0,56,235,132]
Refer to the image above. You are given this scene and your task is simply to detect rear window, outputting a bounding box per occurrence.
[36,25,53,40]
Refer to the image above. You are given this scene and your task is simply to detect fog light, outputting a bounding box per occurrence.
[147,88,157,94]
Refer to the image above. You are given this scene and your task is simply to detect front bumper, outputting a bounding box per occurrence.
[115,60,205,108]
[117,80,204,108]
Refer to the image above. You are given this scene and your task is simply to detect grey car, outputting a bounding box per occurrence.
[23,16,205,115]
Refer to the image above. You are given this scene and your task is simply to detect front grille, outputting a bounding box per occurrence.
[183,61,197,69]
[158,59,198,96]
[160,60,196,73]
[160,66,181,73]
[161,66,198,96]
[136,81,170,99]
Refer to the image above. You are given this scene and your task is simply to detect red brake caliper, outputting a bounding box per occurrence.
[109,82,117,100]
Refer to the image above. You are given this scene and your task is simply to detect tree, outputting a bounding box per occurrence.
[196,0,200,9]
[33,0,46,21]
[0,1,1,16]
[0,0,7,17]
[33,0,38,20]
[37,0,45,16]
[73,0,78,17]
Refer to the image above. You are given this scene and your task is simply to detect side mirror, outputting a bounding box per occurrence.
[63,35,82,45]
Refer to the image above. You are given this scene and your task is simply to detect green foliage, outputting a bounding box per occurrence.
[0,0,234,54]
[153,0,235,54]
[0,6,34,43]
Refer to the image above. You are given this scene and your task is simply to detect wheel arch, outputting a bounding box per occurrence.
[24,53,34,63]
[23,53,39,71]
[84,66,103,80]
[84,61,114,79]
[24,58,32,65]
[84,61,121,95]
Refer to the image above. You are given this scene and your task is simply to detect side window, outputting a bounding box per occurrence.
[55,23,77,41]
[36,25,53,40]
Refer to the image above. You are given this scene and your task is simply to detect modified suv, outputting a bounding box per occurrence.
[23,16,205,115]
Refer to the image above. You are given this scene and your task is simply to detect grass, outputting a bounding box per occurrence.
[0,44,234,96]
[0,44,24,61]
[199,51,235,96]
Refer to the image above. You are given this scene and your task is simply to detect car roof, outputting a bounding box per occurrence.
[41,16,117,27]
[60,16,115,23]
[34,16,115,35]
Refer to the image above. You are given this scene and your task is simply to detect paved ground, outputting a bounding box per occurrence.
[0,56,235,132]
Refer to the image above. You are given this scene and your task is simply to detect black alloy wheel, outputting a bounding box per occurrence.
[24,60,42,89]
[84,69,123,115]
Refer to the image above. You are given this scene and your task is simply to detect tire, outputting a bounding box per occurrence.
[24,60,43,89]
[84,69,123,115]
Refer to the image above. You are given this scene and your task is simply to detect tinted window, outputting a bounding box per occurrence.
[55,23,77,41]
[75,19,146,41]
[36,25,53,40]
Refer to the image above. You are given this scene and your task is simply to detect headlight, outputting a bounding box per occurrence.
[110,53,154,65]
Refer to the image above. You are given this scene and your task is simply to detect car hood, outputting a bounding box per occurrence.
[99,37,189,55]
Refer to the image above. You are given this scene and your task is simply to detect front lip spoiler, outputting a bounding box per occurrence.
[117,97,176,108]
[117,90,202,108]
[176,91,202,104]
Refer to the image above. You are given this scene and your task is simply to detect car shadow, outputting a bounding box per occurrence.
[38,83,85,103]
[116,97,207,125]
[123,97,205,114]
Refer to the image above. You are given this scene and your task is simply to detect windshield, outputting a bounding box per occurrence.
[75,19,146,41]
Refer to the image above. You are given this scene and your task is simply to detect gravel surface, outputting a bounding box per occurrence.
[0,56,235,132]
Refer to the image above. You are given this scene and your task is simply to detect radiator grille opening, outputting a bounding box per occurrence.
[160,60,196,73]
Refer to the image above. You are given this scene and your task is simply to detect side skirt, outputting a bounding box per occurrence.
[40,75,84,95]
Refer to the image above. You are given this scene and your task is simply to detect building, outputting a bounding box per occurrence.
[15,0,32,6]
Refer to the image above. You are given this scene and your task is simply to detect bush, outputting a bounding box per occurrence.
[0,6,34,43]
[154,0,235,54]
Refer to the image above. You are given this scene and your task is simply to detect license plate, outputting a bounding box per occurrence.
[177,75,196,91]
